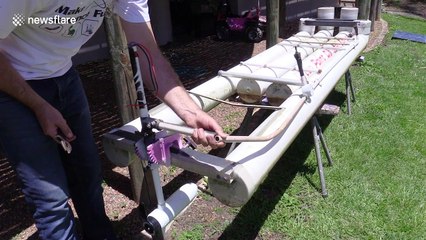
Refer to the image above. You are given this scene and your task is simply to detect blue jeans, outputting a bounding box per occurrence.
[0,68,116,240]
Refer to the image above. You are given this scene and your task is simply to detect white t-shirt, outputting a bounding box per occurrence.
[0,0,150,80]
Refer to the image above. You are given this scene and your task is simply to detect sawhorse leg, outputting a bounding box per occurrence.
[311,116,333,197]
[345,70,356,115]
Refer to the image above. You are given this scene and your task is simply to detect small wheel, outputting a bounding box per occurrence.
[246,26,263,43]
[216,25,230,41]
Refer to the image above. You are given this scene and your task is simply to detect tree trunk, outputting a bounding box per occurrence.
[266,0,280,48]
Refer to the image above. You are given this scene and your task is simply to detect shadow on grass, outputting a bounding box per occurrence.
[218,90,347,240]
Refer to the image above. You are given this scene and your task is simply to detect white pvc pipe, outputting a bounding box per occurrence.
[134,21,369,135]
[118,74,240,133]
[265,82,293,106]
[118,30,315,132]
[235,30,334,103]
[317,7,335,31]
[209,33,369,207]
[236,28,355,105]
[146,183,198,233]
[119,31,331,132]
[265,30,355,105]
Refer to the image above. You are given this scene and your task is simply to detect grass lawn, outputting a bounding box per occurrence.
[255,13,426,239]
[175,13,425,239]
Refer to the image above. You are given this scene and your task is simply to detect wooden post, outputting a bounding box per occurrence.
[357,0,371,20]
[104,8,145,203]
[375,0,382,20]
[266,0,280,49]
[369,0,378,31]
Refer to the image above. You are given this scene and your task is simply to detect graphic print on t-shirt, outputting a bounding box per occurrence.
[38,0,108,39]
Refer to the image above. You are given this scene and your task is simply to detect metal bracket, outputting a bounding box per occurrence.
[303,19,360,35]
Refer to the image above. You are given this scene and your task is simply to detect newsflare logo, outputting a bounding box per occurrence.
[12,14,25,26]
[11,13,77,27]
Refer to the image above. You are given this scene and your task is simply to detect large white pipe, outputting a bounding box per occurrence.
[265,30,355,105]
[236,30,334,103]
[144,183,198,235]
[263,38,344,105]
[209,33,369,207]
[119,31,331,132]
[118,74,240,133]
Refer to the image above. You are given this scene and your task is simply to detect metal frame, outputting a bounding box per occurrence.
[311,116,333,197]
[303,19,360,35]
[345,70,356,115]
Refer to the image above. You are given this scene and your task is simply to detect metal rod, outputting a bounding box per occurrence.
[284,39,351,45]
[240,61,320,73]
[299,35,355,40]
[313,117,333,166]
[218,70,303,86]
[223,97,306,142]
[303,19,360,28]
[345,70,354,115]
[188,91,282,110]
[311,117,328,197]
[279,42,347,50]
[155,121,217,139]
[155,97,305,143]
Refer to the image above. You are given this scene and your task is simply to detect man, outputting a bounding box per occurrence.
[0,1,225,239]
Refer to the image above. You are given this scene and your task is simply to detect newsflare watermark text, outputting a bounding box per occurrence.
[12,14,77,27]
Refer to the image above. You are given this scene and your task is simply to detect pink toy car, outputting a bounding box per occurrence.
[216,0,266,42]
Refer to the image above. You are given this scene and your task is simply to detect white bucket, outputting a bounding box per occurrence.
[317,7,335,31]
[340,7,359,33]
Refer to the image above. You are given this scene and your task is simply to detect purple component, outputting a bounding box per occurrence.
[146,134,183,165]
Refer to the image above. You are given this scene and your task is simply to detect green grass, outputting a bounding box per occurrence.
[262,14,426,239]
[174,14,426,239]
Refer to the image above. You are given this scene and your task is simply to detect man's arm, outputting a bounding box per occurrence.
[0,49,75,141]
[120,21,225,148]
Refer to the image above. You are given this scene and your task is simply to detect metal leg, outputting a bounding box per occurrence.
[311,116,333,197]
[145,164,166,240]
[345,70,356,115]
[138,163,160,220]
[313,117,333,166]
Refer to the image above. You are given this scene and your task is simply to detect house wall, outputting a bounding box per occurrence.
[230,0,337,20]
[231,0,267,15]
[285,0,338,21]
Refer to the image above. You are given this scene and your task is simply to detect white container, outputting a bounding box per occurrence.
[340,7,359,33]
[317,7,335,31]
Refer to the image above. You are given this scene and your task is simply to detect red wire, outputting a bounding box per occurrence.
[131,42,159,95]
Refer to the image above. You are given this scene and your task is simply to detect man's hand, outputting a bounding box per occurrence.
[33,102,75,142]
[0,49,75,143]
[183,109,227,149]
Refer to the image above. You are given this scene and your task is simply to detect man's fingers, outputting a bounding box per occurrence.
[57,120,75,141]
[192,128,209,147]
[44,126,59,140]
